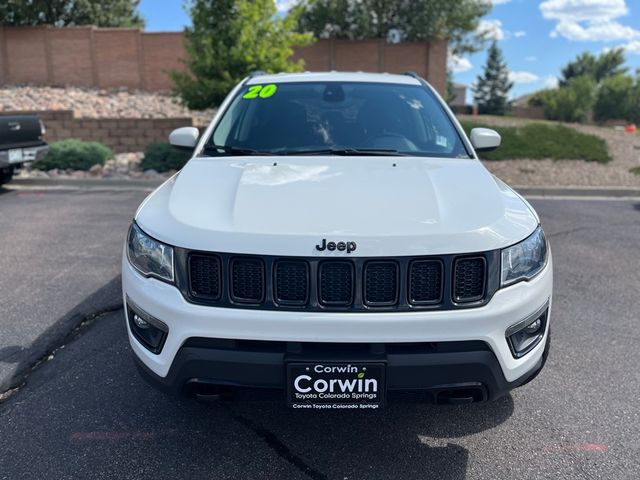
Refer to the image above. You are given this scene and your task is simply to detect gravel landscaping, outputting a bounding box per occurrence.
[459,115,640,187]
[0,85,215,126]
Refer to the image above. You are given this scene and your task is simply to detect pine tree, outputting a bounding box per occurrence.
[560,49,627,86]
[474,42,513,115]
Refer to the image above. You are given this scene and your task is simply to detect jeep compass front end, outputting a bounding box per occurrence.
[122,72,552,408]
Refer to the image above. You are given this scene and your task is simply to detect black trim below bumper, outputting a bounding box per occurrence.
[132,337,549,404]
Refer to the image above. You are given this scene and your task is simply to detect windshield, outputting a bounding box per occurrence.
[207,81,470,158]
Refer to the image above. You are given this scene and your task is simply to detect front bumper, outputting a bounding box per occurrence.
[133,335,550,402]
[0,144,49,168]
[123,253,553,400]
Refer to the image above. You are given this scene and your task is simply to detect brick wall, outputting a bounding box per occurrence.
[0,26,448,95]
[0,26,186,91]
[1,110,193,153]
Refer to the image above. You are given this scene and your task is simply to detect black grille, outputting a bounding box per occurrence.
[409,260,443,305]
[189,254,221,300]
[364,261,398,306]
[274,260,309,305]
[453,257,486,303]
[319,261,354,306]
[230,257,265,303]
[180,250,497,312]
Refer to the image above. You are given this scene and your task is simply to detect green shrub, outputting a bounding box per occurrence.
[594,74,634,122]
[461,121,611,163]
[537,76,596,123]
[36,139,114,171]
[140,143,191,172]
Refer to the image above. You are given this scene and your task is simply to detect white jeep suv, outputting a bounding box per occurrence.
[123,72,552,409]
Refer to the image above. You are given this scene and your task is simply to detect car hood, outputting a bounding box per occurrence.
[135,156,538,256]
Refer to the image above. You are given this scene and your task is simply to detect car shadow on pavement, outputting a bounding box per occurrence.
[222,394,514,479]
[103,366,514,480]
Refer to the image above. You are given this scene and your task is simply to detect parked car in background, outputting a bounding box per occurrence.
[0,115,49,186]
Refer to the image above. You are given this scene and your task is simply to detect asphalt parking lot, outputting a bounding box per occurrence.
[1,184,639,479]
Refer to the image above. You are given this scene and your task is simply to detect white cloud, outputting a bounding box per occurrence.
[540,0,640,42]
[552,19,639,41]
[540,0,628,21]
[543,76,560,88]
[514,31,527,38]
[448,54,473,73]
[491,0,512,4]
[509,71,540,84]
[477,19,505,41]
[275,0,296,13]
[615,39,640,54]
[525,56,538,61]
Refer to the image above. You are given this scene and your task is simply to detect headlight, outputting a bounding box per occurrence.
[501,226,548,287]
[127,223,174,283]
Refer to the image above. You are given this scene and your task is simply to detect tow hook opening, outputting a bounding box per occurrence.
[435,385,487,405]
[185,380,234,402]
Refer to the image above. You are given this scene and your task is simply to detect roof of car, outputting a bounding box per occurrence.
[245,71,423,86]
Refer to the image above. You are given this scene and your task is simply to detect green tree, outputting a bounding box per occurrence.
[538,76,596,123]
[629,72,640,124]
[446,70,456,105]
[173,0,313,110]
[292,0,492,55]
[473,42,512,115]
[594,74,634,122]
[0,0,144,27]
[560,49,627,86]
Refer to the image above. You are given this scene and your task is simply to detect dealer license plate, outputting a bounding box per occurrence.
[8,149,23,163]
[287,362,385,410]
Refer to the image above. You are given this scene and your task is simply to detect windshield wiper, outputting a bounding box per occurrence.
[201,144,273,156]
[278,148,407,156]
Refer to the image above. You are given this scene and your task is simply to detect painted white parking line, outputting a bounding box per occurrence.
[525,195,640,201]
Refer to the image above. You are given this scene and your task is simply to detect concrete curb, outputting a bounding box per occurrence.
[8,177,165,189]
[514,186,640,199]
[5,178,640,199]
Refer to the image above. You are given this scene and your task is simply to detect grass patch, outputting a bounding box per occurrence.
[630,166,640,175]
[460,121,611,163]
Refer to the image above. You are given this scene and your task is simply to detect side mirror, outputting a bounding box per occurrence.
[470,128,501,153]
[169,127,199,150]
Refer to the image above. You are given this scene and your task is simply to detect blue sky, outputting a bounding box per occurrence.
[139,0,640,101]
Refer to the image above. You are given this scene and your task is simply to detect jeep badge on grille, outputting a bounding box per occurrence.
[315,239,357,253]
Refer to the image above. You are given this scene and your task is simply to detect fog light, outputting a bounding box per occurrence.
[126,297,168,354]
[133,314,149,329]
[506,306,548,358]
[524,318,542,334]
